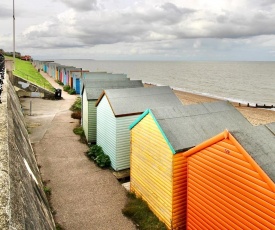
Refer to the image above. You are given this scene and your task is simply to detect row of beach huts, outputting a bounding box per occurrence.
[33,60,275,230]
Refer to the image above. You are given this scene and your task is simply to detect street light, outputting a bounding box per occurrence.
[13,0,15,70]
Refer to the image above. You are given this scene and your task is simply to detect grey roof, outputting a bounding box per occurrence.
[83,77,130,86]
[81,78,131,95]
[150,101,252,152]
[85,80,144,100]
[266,122,275,135]
[103,86,182,116]
[84,73,127,78]
[231,125,275,183]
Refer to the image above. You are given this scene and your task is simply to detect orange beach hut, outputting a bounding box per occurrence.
[129,101,253,229]
[184,125,275,229]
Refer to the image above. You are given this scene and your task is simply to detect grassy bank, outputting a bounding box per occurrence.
[12,58,55,92]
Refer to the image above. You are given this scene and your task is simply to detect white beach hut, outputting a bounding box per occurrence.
[81,79,143,143]
[95,86,183,171]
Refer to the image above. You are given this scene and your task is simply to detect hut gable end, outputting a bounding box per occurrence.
[185,130,275,229]
[130,112,174,228]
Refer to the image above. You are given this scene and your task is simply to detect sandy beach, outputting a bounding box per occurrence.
[145,84,275,126]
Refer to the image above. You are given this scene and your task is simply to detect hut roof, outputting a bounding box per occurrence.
[97,86,182,117]
[84,80,144,100]
[131,101,252,153]
[83,77,130,86]
[231,124,275,183]
[84,73,127,78]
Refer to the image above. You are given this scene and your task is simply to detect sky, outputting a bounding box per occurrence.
[1,0,275,61]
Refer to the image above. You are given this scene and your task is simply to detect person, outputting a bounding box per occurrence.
[0,83,2,104]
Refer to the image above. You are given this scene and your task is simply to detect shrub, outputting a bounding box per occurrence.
[43,186,52,197]
[55,80,64,86]
[68,88,76,95]
[87,145,111,168]
[70,97,81,112]
[63,85,70,92]
[95,153,111,168]
[73,126,84,136]
[87,145,104,160]
[71,111,81,119]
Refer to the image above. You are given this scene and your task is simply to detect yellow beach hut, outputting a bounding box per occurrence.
[129,101,252,229]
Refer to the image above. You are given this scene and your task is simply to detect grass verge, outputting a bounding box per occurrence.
[73,126,87,144]
[122,192,167,230]
[12,58,55,92]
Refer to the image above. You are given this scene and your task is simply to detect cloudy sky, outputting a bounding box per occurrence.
[1,0,275,60]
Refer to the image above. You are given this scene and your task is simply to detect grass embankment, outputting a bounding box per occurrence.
[122,192,167,229]
[12,57,55,92]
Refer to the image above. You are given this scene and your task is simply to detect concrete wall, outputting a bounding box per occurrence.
[9,74,55,99]
[0,73,55,229]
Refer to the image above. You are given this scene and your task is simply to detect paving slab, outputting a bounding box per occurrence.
[21,72,136,230]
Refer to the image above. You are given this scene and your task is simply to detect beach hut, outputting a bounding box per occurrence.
[129,101,252,229]
[84,72,128,80]
[71,69,89,94]
[182,125,275,229]
[96,86,183,171]
[82,80,143,143]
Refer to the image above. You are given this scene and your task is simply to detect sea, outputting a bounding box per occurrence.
[54,60,275,109]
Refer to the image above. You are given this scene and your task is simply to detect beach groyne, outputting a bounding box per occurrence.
[0,73,55,229]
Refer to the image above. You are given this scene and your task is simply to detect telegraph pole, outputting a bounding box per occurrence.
[13,0,15,70]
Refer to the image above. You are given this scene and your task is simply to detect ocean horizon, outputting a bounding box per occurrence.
[54,59,275,108]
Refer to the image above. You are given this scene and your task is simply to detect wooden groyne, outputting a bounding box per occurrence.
[238,103,274,109]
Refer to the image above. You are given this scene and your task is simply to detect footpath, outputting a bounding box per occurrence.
[20,72,136,230]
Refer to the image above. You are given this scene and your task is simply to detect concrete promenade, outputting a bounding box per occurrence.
[21,72,136,229]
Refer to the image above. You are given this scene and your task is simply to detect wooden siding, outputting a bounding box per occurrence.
[97,96,117,169]
[82,88,89,142]
[116,115,139,171]
[131,114,173,229]
[88,101,97,143]
[187,137,275,229]
[172,153,187,229]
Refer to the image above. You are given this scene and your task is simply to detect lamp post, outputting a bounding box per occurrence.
[13,0,15,70]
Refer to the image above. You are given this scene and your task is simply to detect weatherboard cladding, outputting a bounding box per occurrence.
[85,80,143,100]
[82,88,89,142]
[82,80,143,143]
[130,114,173,228]
[186,130,275,229]
[151,101,252,152]
[104,86,183,116]
[96,96,117,168]
[97,86,182,171]
[129,101,257,229]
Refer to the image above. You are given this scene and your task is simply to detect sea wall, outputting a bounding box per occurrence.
[0,73,55,229]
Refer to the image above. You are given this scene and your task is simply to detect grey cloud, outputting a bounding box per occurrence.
[58,0,98,11]
[0,5,12,18]
[21,2,275,50]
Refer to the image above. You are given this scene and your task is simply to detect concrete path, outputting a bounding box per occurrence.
[21,72,136,230]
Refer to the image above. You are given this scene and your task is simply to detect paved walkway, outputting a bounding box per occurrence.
[21,72,136,230]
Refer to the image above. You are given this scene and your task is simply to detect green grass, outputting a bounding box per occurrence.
[122,192,167,230]
[70,97,81,112]
[73,126,84,136]
[12,58,55,92]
